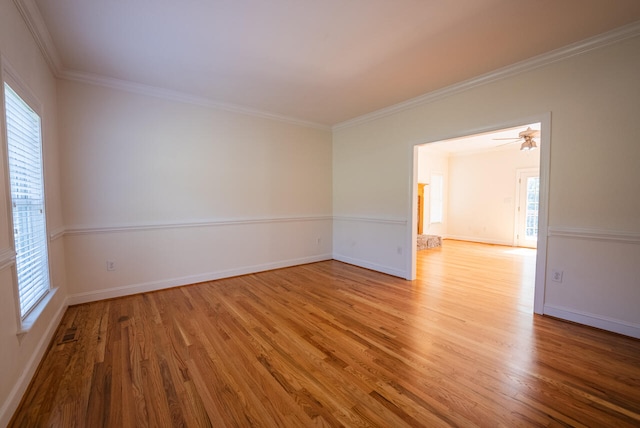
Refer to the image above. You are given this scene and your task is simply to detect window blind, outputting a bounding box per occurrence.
[4,82,50,318]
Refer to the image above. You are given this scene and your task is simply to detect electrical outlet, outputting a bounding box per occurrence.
[106,260,116,271]
[551,269,563,283]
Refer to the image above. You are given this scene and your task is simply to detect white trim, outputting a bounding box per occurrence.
[409,112,551,313]
[0,248,17,271]
[548,227,640,244]
[332,254,406,279]
[333,216,407,225]
[533,113,551,315]
[66,254,332,305]
[3,58,54,323]
[13,2,328,130]
[0,293,67,428]
[19,1,639,133]
[408,146,419,280]
[59,70,330,130]
[1,56,44,115]
[17,287,58,335]
[62,215,332,237]
[332,217,408,278]
[333,21,640,130]
[49,226,65,241]
[12,0,62,74]
[544,304,640,339]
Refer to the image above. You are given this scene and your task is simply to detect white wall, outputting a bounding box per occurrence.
[333,122,410,276]
[417,147,448,237]
[0,0,68,424]
[2,3,332,419]
[333,32,640,338]
[446,147,539,245]
[1,5,639,423]
[57,80,333,303]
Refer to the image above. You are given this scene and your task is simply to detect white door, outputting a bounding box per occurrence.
[516,169,540,248]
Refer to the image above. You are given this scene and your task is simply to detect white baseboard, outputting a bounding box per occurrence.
[544,304,640,339]
[332,253,407,279]
[67,254,333,305]
[3,255,333,424]
[0,297,68,427]
[444,235,514,246]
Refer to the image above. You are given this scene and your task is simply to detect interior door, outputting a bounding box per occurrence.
[516,169,540,248]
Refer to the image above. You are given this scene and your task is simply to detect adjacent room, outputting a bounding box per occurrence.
[415,123,542,306]
[2,0,640,426]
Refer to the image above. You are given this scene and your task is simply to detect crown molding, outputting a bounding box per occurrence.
[333,20,640,131]
[13,0,62,74]
[58,70,330,130]
[14,0,329,131]
[15,0,640,132]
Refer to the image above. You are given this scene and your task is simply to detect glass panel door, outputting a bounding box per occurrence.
[516,169,539,248]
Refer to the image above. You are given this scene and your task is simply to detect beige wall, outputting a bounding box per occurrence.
[333,34,640,337]
[0,0,67,423]
[417,144,541,245]
[2,2,640,422]
[447,147,540,245]
[1,0,333,418]
[58,80,333,302]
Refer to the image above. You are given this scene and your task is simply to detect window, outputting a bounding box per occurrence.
[430,174,443,224]
[3,82,50,319]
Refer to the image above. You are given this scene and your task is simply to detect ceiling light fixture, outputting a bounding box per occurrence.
[493,127,540,151]
[520,136,538,151]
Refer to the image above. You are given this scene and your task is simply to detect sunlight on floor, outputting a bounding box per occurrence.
[417,241,538,313]
[503,248,537,256]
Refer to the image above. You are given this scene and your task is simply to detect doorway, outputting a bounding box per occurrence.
[409,114,550,314]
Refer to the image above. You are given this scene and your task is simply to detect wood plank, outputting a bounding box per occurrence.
[9,240,640,427]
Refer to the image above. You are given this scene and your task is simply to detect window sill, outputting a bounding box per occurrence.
[17,287,58,337]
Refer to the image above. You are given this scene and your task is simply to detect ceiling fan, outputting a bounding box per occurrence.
[494,127,539,151]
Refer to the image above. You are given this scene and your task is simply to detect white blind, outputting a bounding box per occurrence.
[4,82,50,318]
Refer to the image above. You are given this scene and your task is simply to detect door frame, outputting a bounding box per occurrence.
[408,112,551,314]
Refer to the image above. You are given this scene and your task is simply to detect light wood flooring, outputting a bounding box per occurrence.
[10,240,640,427]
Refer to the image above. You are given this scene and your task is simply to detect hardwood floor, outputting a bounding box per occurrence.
[10,240,640,427]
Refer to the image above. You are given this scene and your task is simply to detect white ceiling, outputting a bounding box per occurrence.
[424,123,541,154]
[26,0,640,126]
